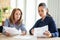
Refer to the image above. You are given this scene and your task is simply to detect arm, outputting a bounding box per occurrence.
[2,19,10,35]
[51,32,59,37]
[20,24,27,35]
[29,21,39,35]
[49,17,59,37]
[4,19,9,26]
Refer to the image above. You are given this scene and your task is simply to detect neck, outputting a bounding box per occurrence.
[14,20,18,23]
[42,15,46,21]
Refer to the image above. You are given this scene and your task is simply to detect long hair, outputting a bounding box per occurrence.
[9,8,22,25]
[38,3,51,17]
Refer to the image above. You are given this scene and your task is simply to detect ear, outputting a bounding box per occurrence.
[46,8,49,13]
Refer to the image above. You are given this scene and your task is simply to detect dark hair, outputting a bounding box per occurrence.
[39,3,46,7]
[38,3,51,16]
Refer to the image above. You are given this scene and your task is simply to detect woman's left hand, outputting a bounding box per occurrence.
[43,31,52,38]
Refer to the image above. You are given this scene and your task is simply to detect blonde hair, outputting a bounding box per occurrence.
[9,8,22,25]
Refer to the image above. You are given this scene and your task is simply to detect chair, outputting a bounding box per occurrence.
[58,28,60,37]
[0,26,3,33]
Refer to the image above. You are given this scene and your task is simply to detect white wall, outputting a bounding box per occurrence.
[10,0,16,13]
[48,0,60,28]
[26,0,36,31]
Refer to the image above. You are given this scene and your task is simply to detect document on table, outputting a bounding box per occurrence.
[3,26,21,36]
[13,35,37,40]
[34,25,48,37]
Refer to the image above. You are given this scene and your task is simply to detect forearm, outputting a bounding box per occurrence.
[51,32,59,37]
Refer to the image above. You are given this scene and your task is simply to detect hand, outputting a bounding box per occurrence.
[43,31,52,38]
[5,31,10,36]
[31,29,34,35]
[21,31,26,36]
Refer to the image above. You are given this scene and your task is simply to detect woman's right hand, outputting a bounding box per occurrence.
[31,29,34,35]
[21,31,26,36]
[5,31,10,36]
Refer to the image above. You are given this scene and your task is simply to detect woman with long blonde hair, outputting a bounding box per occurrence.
[3,8,27,36]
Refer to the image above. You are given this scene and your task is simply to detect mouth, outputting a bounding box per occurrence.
[40,14,42,16]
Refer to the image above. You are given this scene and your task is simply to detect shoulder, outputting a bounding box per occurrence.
[36,19,41,23]
[5,19,10,23]
[46,16,54,21]
[46,16,55,23]
[4,19,10,26]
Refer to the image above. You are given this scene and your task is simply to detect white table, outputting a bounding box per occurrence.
[0,33,60,40]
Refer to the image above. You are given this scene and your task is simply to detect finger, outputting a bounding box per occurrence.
[45,31,50,34]
[43,31,52,37]
[22,31,26,35]
[31,29,34,34]
[45,31,50,33]
[31,29,34,32]
[43,32,49,36]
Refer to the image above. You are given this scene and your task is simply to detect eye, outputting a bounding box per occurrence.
[15,13,18,15]
[41,10,44,12]
[19,13,21,15]
[38,10,40,12]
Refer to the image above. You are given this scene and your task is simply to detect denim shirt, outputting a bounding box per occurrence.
[3,19,27,34]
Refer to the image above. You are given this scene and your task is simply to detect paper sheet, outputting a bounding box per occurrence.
[13,35,37,40]
[3,26,21,36]
[34,25,48,37]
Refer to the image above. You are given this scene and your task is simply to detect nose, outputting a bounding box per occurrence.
[39,12,42,15]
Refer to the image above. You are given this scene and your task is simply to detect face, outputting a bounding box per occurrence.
[14,10,21,21]
[38,6,47,18]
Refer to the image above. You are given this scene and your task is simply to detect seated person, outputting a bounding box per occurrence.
[0,26,3,33]
[29,3,59,37]
[3,8,27,36]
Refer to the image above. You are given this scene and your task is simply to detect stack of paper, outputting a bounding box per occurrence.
[3,26,21,36]
[34,25,48,37]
